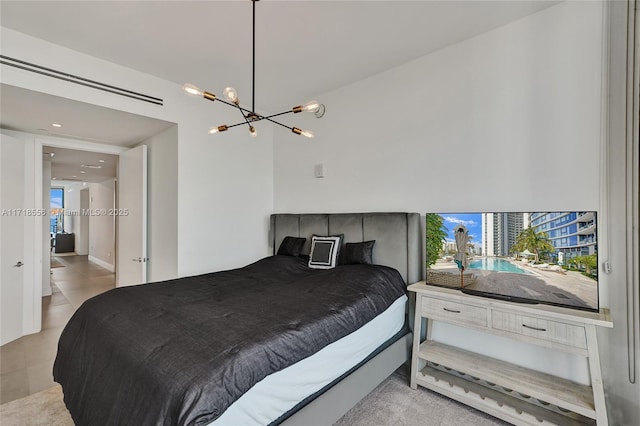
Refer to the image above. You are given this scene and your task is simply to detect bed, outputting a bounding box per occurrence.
[53,212,422,426]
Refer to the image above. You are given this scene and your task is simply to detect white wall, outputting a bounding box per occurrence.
[0,26,275,276]
[87,179,115,270]
[274,1,602,214]
[140,125,178,282]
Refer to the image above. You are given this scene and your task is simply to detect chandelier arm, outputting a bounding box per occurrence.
[260,110,295,120]
[225,122,250,129]
[225,120,285,132]
[234,103,254,129]
[214,97,258,118]
[214,97,241,108]
[262,117,294,131]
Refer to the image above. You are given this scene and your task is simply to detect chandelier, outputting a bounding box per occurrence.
[183,0,325,138]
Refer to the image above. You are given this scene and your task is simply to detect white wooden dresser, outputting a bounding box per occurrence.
[408,282,613,425]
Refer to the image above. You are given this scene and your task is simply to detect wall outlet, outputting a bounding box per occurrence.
[314,163,325,178]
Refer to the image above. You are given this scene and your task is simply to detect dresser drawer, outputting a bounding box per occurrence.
[491,310,587,349]
[421,297,487,328]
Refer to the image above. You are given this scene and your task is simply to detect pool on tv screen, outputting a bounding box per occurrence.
[425,211,598,312]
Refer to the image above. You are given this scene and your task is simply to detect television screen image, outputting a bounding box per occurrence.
[425,212,598,312]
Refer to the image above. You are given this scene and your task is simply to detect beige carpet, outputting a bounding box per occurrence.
[0,370,506,425]
[334,368,507,426]
[0,385,73,426]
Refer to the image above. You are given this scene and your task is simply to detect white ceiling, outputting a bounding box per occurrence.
[1,1,561,188]
[0,0,560,117]
[44,146,118,183]
[0,84,175,146]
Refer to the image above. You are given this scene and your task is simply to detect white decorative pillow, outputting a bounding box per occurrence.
[308,235,342,269]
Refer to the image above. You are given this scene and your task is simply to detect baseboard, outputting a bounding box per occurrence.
[88,255,115,272]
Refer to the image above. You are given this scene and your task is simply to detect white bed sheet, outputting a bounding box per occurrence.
[209,294,408,426]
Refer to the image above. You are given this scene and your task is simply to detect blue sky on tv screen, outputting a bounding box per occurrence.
[439,213,483,244]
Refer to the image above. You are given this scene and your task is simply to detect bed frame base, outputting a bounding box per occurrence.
[280,332,413,426]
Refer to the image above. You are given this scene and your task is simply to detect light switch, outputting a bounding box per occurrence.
[314,163,324,178]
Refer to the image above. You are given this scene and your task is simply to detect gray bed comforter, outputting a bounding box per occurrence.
[53,255,406,426]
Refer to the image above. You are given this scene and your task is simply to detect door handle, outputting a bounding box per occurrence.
[13,261,24,267]
[132,257,142,263]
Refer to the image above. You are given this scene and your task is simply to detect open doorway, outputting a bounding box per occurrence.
[44,146,119,308]
[0,84,178,352]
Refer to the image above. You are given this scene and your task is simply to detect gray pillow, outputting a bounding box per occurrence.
[277,236,306,257]
[343,240,376,265]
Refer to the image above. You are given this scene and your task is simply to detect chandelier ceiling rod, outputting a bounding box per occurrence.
[182,0,324,139]
[252,0,256,114]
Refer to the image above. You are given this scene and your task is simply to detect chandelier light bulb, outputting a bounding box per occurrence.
[183,83,204,97]
[301,100,320,113]
[249,126,257,138]
[292,100,321,114]
[223,87,239,103]
[209,125,228,134]
[292,127,314,138]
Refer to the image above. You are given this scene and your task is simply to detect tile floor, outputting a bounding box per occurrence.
[0,255,115,404]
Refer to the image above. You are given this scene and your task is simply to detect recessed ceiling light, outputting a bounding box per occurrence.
[72,175,77,178]
[98,159,105,163]
[80,171,86,174]
[51,123,63,128]
[52,177,57,180]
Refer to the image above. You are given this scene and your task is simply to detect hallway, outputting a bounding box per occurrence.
[0,256,115,404]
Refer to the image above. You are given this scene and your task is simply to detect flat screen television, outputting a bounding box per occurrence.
[425,212,599,312]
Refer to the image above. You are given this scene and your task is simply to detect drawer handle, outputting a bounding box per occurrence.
[443,308,461,313]
[522,324,546,332]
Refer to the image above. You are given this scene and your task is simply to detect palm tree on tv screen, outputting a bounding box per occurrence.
[513,227,554,263]
[426,214,448,267]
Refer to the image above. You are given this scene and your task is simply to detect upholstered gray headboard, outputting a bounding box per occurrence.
[270,213,422,285]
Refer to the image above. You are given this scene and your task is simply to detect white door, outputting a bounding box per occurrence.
[1,135,26,345]
[117,145,147,287]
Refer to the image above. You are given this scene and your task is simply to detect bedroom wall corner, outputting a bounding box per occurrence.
[175,116,275,276]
